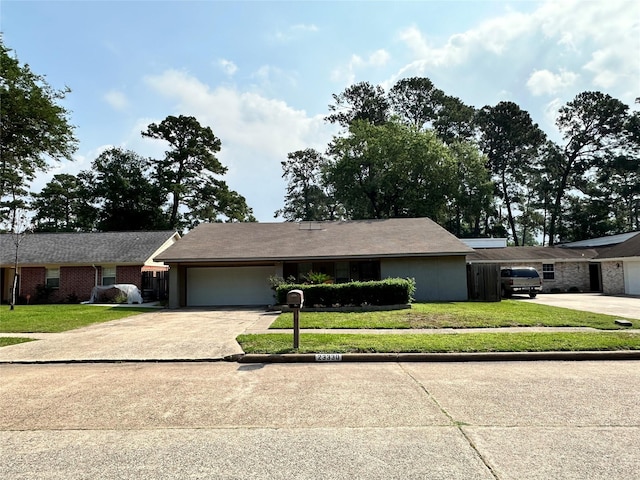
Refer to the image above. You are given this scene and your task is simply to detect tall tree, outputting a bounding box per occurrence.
[387,77,444,129]
[444,141,494,237]
[0,38,77,227]
[275,148,339,221]
[477,101,546,246]
[325,81,389,128]
[31,173,97,232]
[326,120,455,221]
[547,91,629,244]
[142,115,253,229]
[433,95,477,144]
[87,148,168,231]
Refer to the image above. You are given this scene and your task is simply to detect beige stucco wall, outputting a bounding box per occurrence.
[381,256,468,302]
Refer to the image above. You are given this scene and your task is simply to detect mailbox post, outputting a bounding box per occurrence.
[287,289,304,349]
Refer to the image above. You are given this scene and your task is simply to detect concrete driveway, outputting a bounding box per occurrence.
[522,293,640,320]
[0,308,273,363]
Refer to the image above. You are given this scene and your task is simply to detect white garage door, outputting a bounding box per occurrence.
[187,266,275,306]
[625,261,640,295]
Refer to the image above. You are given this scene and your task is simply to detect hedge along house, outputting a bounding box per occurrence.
[154,218,474,308]
[0,231,179,304]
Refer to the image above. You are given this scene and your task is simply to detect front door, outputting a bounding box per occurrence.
[589,263,602,292]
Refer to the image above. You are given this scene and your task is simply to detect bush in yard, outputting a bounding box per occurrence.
[276,278,415,307]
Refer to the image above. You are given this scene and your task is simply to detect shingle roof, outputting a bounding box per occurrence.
[596,232,640,259]
[155,218,473,263]
[468,246,599,262]
[0,231,179,266]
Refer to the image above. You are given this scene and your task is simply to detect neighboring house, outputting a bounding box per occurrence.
[0,231,179,304]
[154,218,474,307]
[465,231,640,296]
[467,245,599,293]
[566,232,640,296]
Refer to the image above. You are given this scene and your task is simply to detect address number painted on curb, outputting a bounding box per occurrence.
[315,354,343,362]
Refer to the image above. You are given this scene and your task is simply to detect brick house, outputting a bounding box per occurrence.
[0,231,179,304]
[466,231,640,296]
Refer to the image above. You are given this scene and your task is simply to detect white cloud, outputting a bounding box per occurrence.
[103,90,129,110]
[272,23,319,43]
[397,8,533,69]
[331,49,391,84]
[291,23,318,33]
[218,59,238,76]
[142,70,337,221]
[527,69,579,96]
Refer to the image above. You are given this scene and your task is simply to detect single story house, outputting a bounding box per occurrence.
[573,232,640,295]
[0,230,179,304]
[154,218,474,307]
[466,231,640,296]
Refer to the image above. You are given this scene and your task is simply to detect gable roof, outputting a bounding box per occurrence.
[559,231,640,248]
[0,231,179,266]
[468,246,599,263]
[596,232,640,259]
[155,218,473,263]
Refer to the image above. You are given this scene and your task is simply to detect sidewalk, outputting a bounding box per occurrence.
[1,303,639,364]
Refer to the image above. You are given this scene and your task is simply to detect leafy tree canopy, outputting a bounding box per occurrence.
[0,37,77,228]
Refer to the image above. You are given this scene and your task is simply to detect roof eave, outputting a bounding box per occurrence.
[158,251,472,264]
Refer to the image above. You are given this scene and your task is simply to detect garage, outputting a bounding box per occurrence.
[186,266,275,306]
[625,261,640,295]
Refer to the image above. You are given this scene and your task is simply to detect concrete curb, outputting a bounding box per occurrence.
[237,350,640,363]
[3,351,639,366]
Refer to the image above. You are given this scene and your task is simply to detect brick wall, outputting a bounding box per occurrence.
[116,265,142,289]
[546,262,591,292]
[601,261,625,295]
[494,261,592,293]
[59,266,97,302]
[17,265,143,303]
[19,267,45,302]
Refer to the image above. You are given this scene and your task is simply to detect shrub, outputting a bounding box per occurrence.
[276,278,415,307]
[34,284,55,303]
[302,271,333,284]
[66,292,80,304]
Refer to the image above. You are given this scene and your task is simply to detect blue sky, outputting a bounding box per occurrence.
[2,0,639,222]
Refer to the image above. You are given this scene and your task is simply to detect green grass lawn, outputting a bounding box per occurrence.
[270,300,637,330]
[0,304,151,333]
[237,331,640,354]
[0,337,35,347]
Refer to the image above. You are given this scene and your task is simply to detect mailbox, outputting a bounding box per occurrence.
[287,289,304,309]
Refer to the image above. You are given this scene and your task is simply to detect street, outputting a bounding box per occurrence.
[2,360,639,479]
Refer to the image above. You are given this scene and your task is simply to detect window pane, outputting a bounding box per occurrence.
[103,266,116,286]
[46,268,60,289]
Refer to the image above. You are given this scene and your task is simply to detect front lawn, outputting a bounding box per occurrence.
[0,305,151,333]
[270,300,636,330]
[237,331,640,354]
[0,337,35,347]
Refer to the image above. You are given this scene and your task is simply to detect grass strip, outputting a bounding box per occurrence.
[237,331,640,354]
[0,305,151,333]
[270,301,635,330]
[0,337,35,347]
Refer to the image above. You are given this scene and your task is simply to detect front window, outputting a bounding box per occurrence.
[283,260,380,283]
[543,264,555,280]
[46,268,60,289]
[102,266,116,286]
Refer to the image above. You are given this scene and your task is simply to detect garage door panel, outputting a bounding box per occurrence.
[187,266,275,306]
[625,261,640,295]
